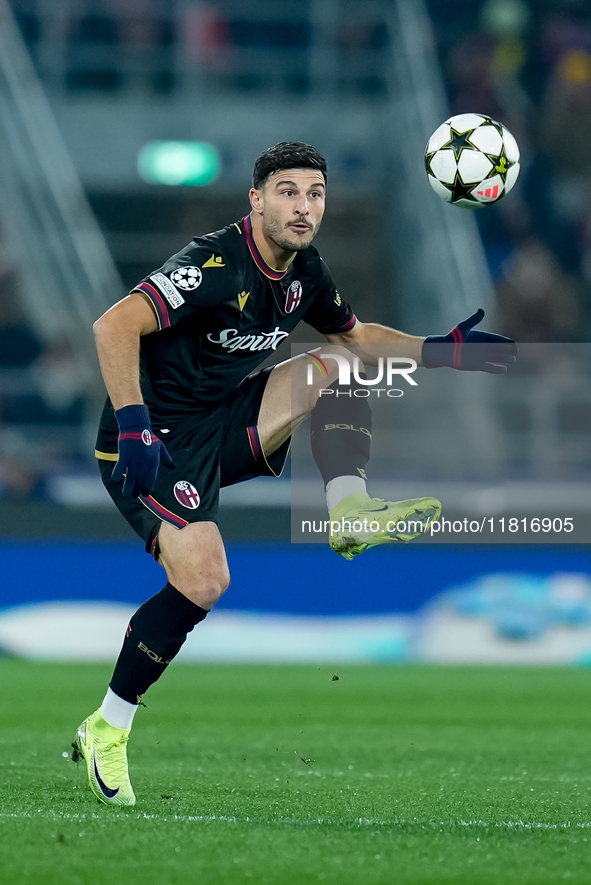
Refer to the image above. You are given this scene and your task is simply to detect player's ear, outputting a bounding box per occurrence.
[249,187,264,215]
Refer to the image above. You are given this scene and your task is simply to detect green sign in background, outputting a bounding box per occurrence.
[138,141,221,186]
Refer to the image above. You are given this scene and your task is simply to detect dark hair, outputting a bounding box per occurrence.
[252,142,327,189]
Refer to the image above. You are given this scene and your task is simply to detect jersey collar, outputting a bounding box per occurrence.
[243,214,289,281]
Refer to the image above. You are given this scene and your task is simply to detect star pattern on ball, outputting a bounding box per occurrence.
[425,114,520,206]
[424,146,482,204]
[492,151,509,182]
[442,128,475,159]
[426,120,516,203]
[446,174,480,204]
[480,120,510,183]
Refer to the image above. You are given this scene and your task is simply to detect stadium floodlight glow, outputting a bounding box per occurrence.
[138,141,221,186]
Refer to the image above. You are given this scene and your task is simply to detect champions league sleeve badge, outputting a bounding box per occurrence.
[170,266,203,291]
[285,280,302,313]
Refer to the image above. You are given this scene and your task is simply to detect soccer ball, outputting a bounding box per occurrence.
[425,113,520,208]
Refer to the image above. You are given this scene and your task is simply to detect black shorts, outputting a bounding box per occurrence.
[95,367,290,556]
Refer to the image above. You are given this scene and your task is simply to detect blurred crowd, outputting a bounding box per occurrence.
[3,0,591,503]
[427,0,591,341]
[11,0,388,97]
[9,0,591,343]
[0,249,88,501]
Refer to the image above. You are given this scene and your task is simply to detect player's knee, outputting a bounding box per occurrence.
[187,563,230,609]
[209,565,231,605]
[308,345,366,408]
[317,345,364,381]
[163,553,230,610]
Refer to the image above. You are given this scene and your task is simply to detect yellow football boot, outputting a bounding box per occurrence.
[72,709,136,806]
[329,493,442,560]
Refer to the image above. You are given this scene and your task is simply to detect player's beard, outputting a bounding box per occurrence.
[262,209,319,252]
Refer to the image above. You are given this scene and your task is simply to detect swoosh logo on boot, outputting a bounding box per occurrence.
[359,505,389,513]
[93,749,120,799]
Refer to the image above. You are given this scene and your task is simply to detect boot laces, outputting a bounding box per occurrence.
[99,734,130,781]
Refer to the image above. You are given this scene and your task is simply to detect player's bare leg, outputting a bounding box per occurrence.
[102,520,229,715]
[73,521,229,806]
[258,347,441,559]
[257,344,355,451]
[157,520,230,610]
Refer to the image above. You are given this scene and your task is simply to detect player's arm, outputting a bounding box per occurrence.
[326,309,517,373]
[325,320,424,363]
[93,293,173,497]
[93,293,157,410]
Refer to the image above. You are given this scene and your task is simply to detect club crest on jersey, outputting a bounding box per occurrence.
[285,280,302,314]
[150,272,185,309]
[170,266,202,291]
[173,481,200,510]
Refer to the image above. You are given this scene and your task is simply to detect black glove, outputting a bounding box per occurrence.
[111,404,174,497]
[422,309,517,374]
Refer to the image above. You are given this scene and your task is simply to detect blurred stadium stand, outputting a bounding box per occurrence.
[1,0,591,668]
[0,0,480,527]
[0,0,589,555]
[426,0,591,342]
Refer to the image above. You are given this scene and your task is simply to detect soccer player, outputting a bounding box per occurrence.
[72,142,516,805]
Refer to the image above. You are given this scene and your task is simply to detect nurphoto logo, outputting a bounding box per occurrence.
[304,353,418,398]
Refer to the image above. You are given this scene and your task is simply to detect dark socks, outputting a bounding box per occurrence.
[110,582,208,704]
[310,376,372,487]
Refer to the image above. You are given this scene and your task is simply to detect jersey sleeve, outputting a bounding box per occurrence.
[131,243,234,331]
[302,258,356,335]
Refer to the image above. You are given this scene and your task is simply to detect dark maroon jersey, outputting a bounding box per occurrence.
[124,214,355,420]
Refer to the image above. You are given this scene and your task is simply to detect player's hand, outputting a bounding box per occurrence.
[422,308,517,374]
[112,404,174,498]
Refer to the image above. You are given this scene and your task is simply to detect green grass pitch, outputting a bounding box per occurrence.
[2,662,591,884]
